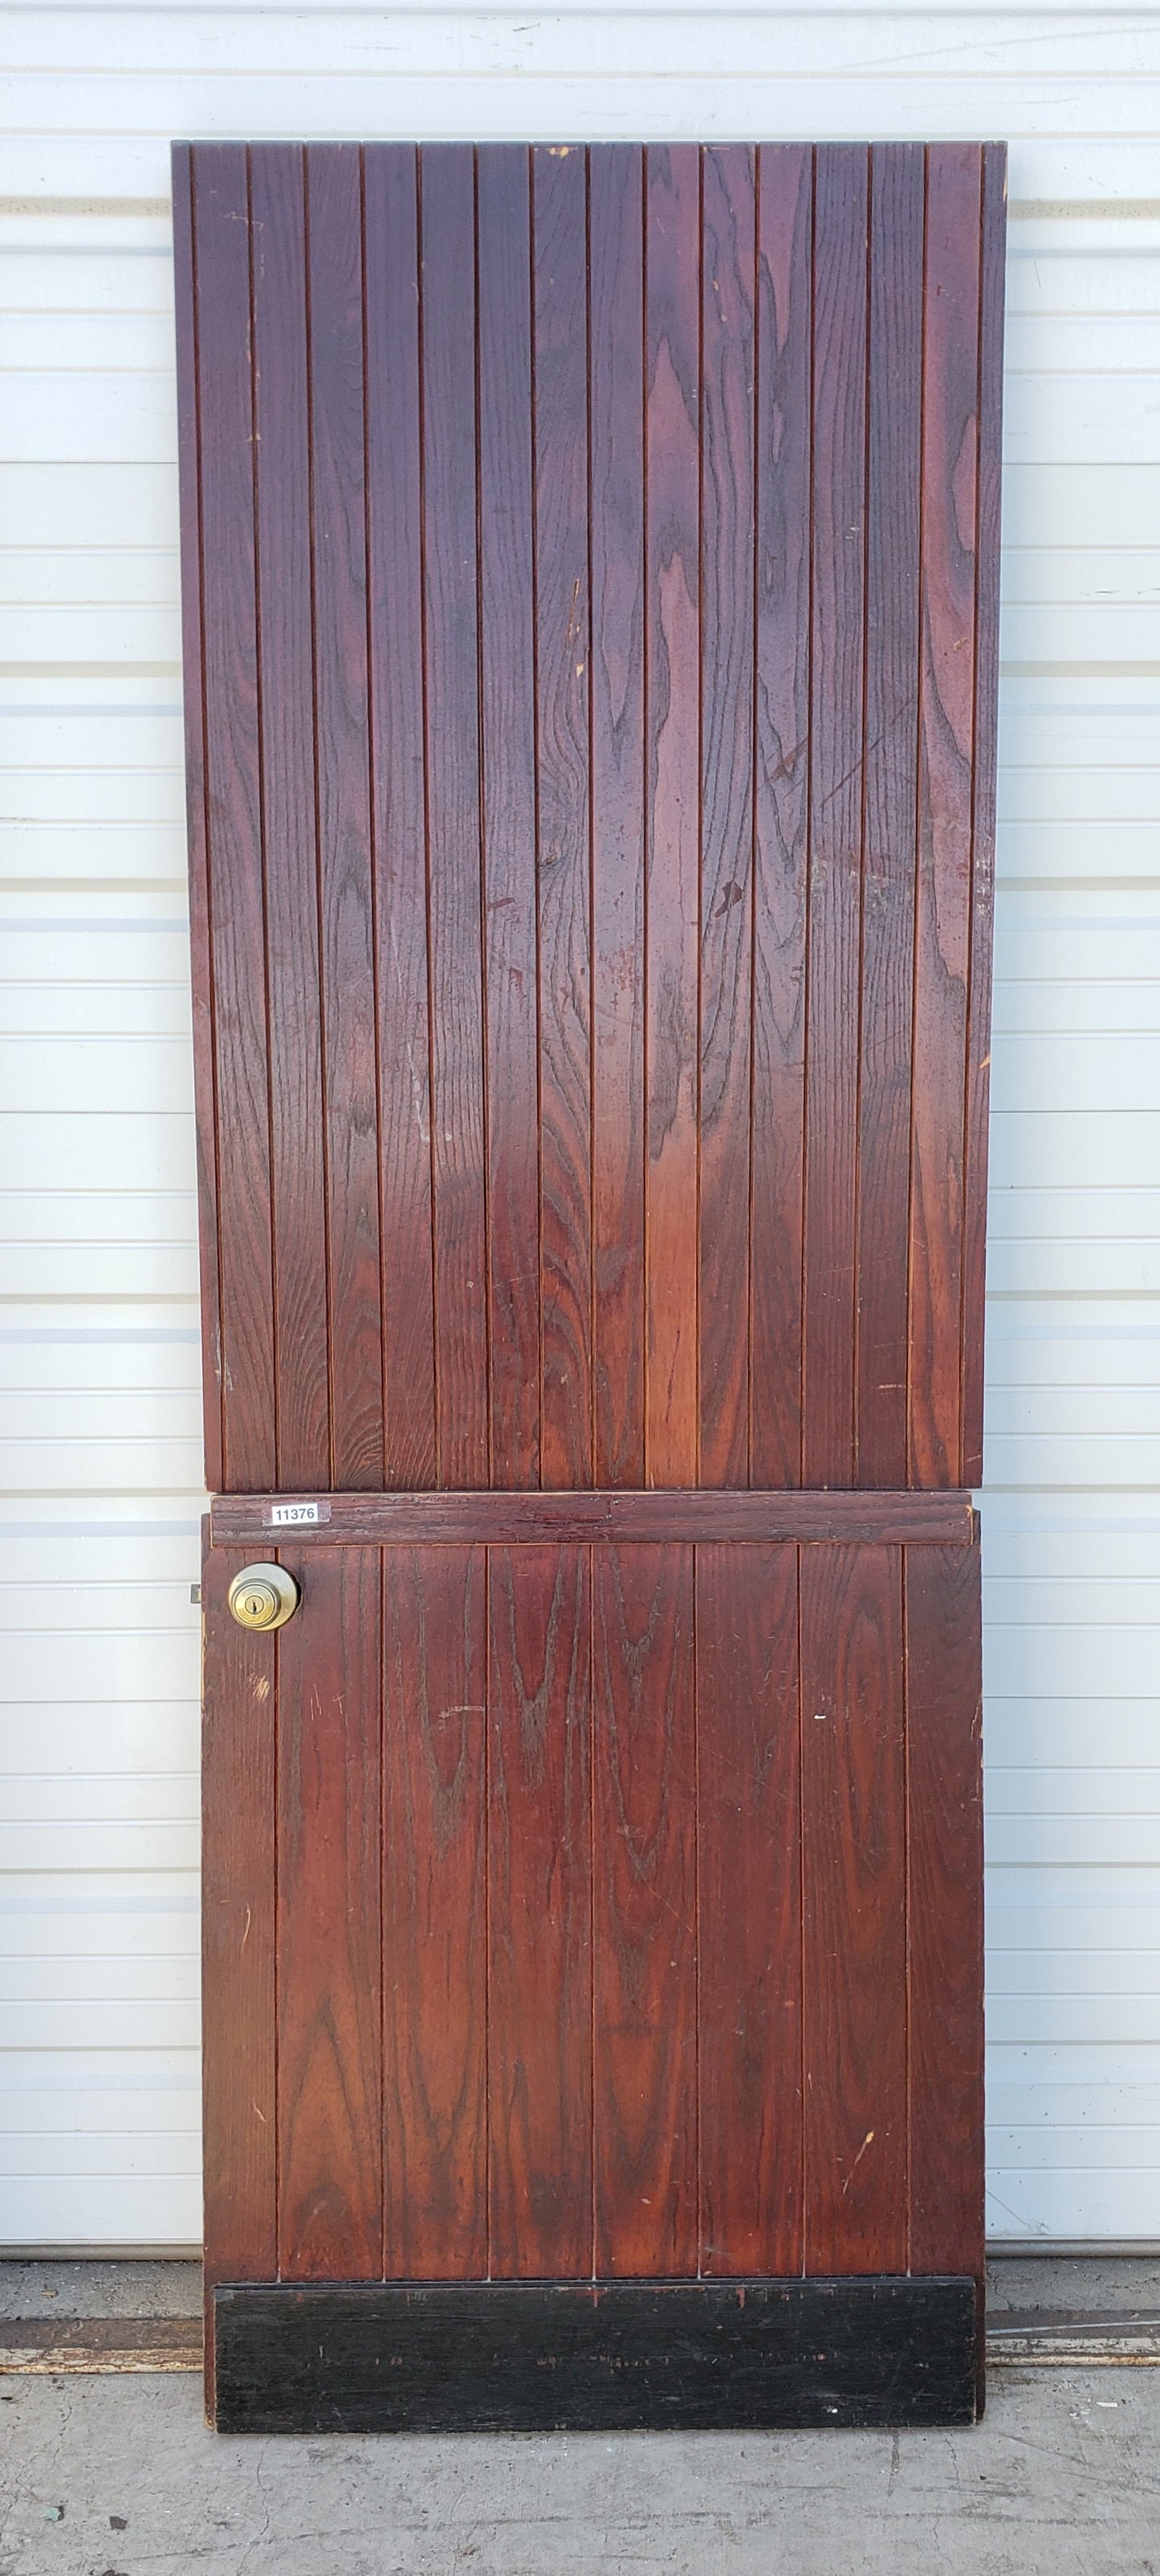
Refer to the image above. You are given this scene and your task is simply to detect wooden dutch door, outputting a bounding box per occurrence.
[175,139,1005,2432]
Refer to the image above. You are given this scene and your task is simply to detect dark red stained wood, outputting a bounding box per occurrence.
[800,1544,907,2272]
[908,147,983,1488]
[419,147,489,1487]
[249,145,331,1490]
[477,146,541,1489]
[182,146,1002,2373]
[364,144,438,1489]
[697,1542,802,2273]
[803,146,869,1492]
[962,145,1007,1488]
[179,140,1000,1512]
[190,144,275,1492]
[488,1546,592,2275]
[592,1544,697,2275]
[749,144,812,1490]
[698,144,755,1489]
[534,145,593,1489]
[855,146,925,1491]
[381,1544,488,2277]
[906,1542,984,2277]
[200,1538,277,2346]
[305,147,383,1489]
[589,144,646,1490]
[172,150,223,1494]
[644,146,701,1489]
[275,1544,383,2277]
[214,1485,974,1549]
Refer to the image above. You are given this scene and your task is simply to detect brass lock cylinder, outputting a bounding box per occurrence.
[227,1563,300,1631]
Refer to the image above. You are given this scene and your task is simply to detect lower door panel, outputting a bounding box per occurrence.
[201,1520,983,2427]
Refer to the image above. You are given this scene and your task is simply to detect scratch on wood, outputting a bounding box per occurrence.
[842,2128,876,2193]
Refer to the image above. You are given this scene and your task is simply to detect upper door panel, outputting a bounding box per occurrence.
[174,141,1005,1497]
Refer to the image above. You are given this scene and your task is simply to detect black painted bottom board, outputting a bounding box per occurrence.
[212,2277,981,2432]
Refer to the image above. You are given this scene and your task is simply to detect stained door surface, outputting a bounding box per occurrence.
[176,140,1004,2430]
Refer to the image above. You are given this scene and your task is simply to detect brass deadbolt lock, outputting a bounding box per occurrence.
[227,1563,300,1632]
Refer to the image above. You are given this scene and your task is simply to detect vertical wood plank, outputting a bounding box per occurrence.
[488,1546,592,2276]
[420,146,489,1488]
[962,146,1007,1487]
[697,1542,802,2274]
[364,144,438,1489]
[190,144,275,1492]
[645,147,701,1488]
[250,144,331,1490]
[750,144,812,1490]
[802,146,868,1491]
[698,145,755,1489]
[276,1545,383,2277]
[592,1543,697,2275]
[534,144,592,1488]
[590,144,646,1490]
[908,146,983,1488]
[306,145,383,1489]
[478,145,541,1489]
[906,1542,984,2277]
[800,1543,906,2271]
[382,1545,488,2277]
[172,148,224,1494]
[201,1540,277,2377]
[855,146,925,1490]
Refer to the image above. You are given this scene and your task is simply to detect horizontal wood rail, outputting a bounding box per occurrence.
[210,1488,977,1549]
[213,2277,979,2434]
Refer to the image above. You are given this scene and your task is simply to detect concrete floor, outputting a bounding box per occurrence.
[0,2262,202,2322]
[2,2264,1160,2576]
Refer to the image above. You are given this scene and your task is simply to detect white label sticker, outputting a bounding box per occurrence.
[264,1499,330,1528]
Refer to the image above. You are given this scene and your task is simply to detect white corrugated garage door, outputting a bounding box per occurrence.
[986,215,1160,2234]
[0,205,202,2240]
[0,4,1158,2248]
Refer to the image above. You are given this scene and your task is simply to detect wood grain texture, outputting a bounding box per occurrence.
[177,140,1002,1502]
[908,146,983,1487]
[803,146,869,1491]
[592,1543,697,2275]
[190,142,275,1491]
[961,146,1007,1487]
[488,1546,592,2275]
[364,143,438,1489]
[855,146,924,1491]
[172,148,223,1494]
[697,1542,802,2273]
[419,146,489,1488]
[906,1542,984,2278]
[200,1537,276,2402]
[644,147,701,1488]
[214,1486,975,1548]
[275,1544,383,2277]
[182,143,1004,2371]
[250,144,331,1490]
[534,144,593,1489]
[381,1544,488,2277]
[698,145,755,1489]
[306,146,384,1489]
[590,144,647,1489]
[749,144,812,1489]
[0,2316,202,2372]
[478,145,541,1489]
[800,1544,906,2272]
